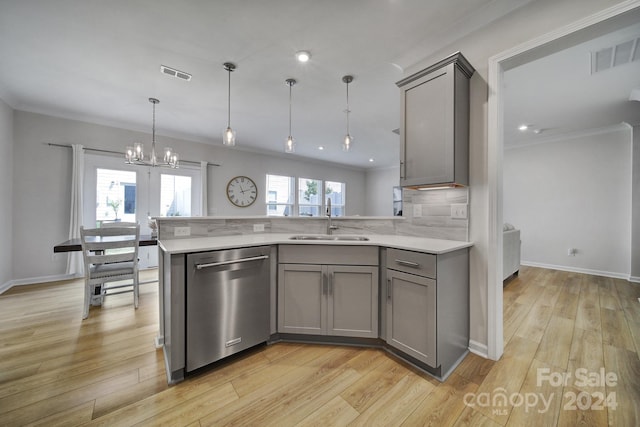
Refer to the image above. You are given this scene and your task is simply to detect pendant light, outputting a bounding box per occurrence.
[125,98,179,168]
[342,75,354,152]
[222,62,237,146]
[284,78,297,153]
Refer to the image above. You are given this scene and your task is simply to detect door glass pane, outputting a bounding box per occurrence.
[96,169,136,225]
[161,174,192,216]
[325,181,345,217]
[299,178,322,217]
[266,174,294,216]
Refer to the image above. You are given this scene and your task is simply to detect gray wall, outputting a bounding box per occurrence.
[402,0,631,349]
[0,98,13,289]
[11,110,367,281]
[364,166,399,216]
[504,126,632,277]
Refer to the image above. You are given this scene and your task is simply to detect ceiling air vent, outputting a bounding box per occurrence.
[160,65,192,81]
[591,36,639,74]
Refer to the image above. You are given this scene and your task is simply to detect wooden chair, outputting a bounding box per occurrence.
[80,224,140,319]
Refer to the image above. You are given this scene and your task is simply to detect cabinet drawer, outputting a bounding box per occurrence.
[386,248,436,279]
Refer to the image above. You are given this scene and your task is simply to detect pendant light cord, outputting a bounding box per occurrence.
[288,82,292,137]
[346,80,350,135]
[227,67,231,128]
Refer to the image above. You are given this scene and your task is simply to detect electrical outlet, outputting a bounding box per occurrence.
[413,204,422,217]
[567,248,577,256]
[451,204,468,219]
[253,224,265,232]
[174,226,191,237]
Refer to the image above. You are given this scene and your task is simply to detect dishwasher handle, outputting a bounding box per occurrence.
[195,255,269,270]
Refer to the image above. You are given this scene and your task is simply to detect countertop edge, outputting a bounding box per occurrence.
[158,234,473,256]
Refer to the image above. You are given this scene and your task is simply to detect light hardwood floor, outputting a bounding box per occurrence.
[0,267,638,426]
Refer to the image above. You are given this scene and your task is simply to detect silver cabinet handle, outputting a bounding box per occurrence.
[196,255,269,270]
[400,161,405,179]
[329,273,333,296]
[395,259,420,268]
[323,272,328,295]
[387,278,391,301]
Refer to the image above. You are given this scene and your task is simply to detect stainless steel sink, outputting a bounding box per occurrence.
[289,235,370,241]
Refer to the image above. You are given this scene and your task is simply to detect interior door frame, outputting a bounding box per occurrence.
[486,0,640,360]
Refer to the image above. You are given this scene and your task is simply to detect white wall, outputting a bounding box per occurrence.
[402,0,631,350]
[0,98,13,289]
[12,110,366,281]
[364,166,399,216]
[631,125,640,281]
[504,126,632,277]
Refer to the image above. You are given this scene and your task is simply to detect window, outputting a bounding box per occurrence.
[266,174,294,216]
[299,178,322,216]
[96,169,137,224]
[266,174,346,217]
[160,174,192,217]
[325,181,345,217]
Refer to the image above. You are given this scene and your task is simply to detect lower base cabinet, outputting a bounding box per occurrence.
[384,247,469,377]
[277,245,379,339]
[386,269,437,367]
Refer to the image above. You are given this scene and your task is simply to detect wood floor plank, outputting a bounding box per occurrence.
[506,359,564,427]
[453,406,502,427]
[600,308,636,352]
[452,352,496,387]
[296,395,359,427]
[514,303,553,343]
[566,327,605,394]
[24,401,95,427]
[534,316,574,371]
[348,371,435,427]
[340,355,412,414]
[603,344,640,427]
[574,279,602,332]
[472,336,538,425]
[401,372,478,426]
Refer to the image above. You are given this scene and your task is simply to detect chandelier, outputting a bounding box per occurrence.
[125,98,179,168]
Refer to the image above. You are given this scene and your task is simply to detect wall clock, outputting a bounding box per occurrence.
[226,176,258,207]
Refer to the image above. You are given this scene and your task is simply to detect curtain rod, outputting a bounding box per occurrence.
[47,143,221,167]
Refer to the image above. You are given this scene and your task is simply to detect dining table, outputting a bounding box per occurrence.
[53,235,158,252]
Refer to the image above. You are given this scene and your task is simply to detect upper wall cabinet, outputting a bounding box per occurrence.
[397,52,475,188]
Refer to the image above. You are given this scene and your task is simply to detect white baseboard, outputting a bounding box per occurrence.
[0,273,79,294]
[521,261,631,281]
[629,276,640,284]
[468,339,489,359]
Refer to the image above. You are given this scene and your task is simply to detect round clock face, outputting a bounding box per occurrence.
[226,176,257,207]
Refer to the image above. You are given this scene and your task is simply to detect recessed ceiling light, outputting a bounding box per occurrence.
[518,124,529,131]
[296,51,311,63]
[318,145,324,150]
[368,158,374,162]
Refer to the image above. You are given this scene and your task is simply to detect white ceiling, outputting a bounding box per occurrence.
[504,21,640,147]
[0,0,534,169]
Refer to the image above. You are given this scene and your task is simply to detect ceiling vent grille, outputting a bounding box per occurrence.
[160,65,192,81]
[591,37,639,74]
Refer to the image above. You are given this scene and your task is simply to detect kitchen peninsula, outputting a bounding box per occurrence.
[156,216,472,384]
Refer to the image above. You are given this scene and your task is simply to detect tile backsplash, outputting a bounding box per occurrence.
[157,188,469,242]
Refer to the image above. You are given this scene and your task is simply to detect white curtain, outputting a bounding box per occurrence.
[200,161,208,216]
[66,144,84,276]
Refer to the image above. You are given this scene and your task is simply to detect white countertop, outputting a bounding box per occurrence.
[158,233,472,255]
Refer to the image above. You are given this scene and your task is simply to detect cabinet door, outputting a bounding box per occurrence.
[386,270,437,367]
[327,265,379,338]
[400,67,454,186]
[277,264,326,335]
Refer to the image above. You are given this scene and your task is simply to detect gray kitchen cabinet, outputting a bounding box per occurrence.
[386,269,437,366]
[385,247,469,378]
[397,52,474,188]
[278,245,378,339]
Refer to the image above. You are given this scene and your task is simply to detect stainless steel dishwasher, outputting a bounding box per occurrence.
[186,246,270,372]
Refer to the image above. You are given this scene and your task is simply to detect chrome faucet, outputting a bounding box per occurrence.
[326,198,338,235]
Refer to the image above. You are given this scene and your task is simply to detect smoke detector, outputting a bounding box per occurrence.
[160,65,192,81]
